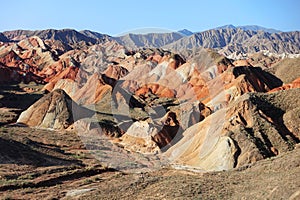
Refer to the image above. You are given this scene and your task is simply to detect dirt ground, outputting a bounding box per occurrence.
[0,125,299,200]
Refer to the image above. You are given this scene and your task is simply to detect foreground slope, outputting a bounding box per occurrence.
[0,125,299,199]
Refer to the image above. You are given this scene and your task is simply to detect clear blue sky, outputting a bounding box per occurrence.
[1,0,299,35]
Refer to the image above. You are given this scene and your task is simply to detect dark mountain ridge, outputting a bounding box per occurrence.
[164,28,300,55]
[3,29,104,45]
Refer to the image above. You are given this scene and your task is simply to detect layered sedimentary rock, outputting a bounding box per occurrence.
[2,27,300,172]
[166,89,300,171]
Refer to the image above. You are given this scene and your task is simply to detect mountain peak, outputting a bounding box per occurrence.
[215,24,236,30]
[178,29,194,36]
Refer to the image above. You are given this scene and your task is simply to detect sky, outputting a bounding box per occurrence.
[1,0,299,35]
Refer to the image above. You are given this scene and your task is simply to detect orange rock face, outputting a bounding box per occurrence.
[159,54,185,69]
[135,83,176,98]
[43,66,79,91]
[104,65,129,81]
[73,73,112,105]
[0,50,23,67]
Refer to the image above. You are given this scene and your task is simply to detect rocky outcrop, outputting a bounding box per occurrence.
[51,79,79,97]
[0,36,62,84]
[165,109,237,171]
[152,111,183,149]
[17,89,93,129]
[120,121,160,153]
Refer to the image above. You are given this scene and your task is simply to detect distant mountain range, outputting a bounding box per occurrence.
[178,24,281,36]
[214,24,281,33]
[164,28,300,56]
[114,32,183,49]
[2,29,110,45]
[1,25,299,56]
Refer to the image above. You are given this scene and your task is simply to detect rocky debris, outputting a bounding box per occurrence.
[17,89,93,129]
